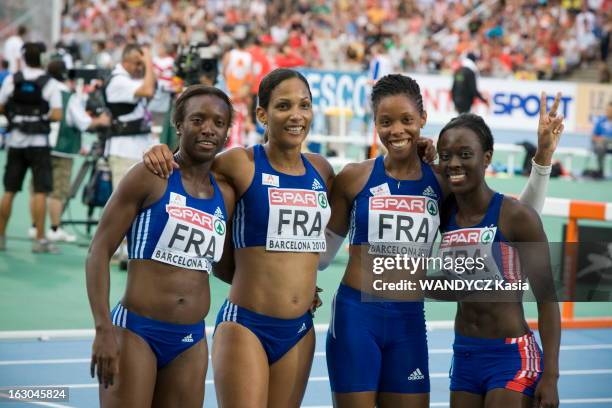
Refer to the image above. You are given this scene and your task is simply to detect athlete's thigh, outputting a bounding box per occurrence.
[333,391,377,408]
[212,322,269,408]
[377,392,429,408]
[152,337,208,408]
[326,296,383,394]
[99,327,157,408]
[268,328,315,408]
[484,388,531,408]
[450,391,484,408]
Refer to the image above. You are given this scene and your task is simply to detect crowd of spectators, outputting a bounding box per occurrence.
[1,0,610,83]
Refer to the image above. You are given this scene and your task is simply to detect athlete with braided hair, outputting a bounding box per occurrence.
[320,74,562,408]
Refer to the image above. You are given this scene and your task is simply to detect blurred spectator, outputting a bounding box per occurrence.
[0,42,63,253]
[591,101,612,178]
[3,25,27,73]
[104,44,156,191]
[0,60,9,87]
[42,59,111,242]
[451,53,488,114]
[148,42,175,130]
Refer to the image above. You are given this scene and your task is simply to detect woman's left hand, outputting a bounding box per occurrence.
[417,137,437,164]
[310,286,323,316]
[532,373,559,408]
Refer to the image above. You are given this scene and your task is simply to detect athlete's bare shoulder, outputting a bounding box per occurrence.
[303,152,335,187]
[499,195,542,242]
[334,159,376,198]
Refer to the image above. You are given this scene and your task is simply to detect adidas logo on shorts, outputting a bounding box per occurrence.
[182,333,194,343]
[214,207,224,220]
[422,186,437,199]
[297,322,307,334]
[407,368,425,381]
[311,178,323,190]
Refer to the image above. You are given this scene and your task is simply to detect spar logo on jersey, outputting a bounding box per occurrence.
[166,205,213,231]
[152,204,226,270]
[440,227,497,248]
[427,200,438,216]
[269,189,319,207]
[369,196,426,213]
[266,188,330,252]
[367,195,440,247]
[214,219,225,235]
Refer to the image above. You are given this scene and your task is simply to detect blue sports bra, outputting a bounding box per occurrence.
[439,192,521,282]
[349,155,443,256]
[232,144,331,252]
[127,170,227,273]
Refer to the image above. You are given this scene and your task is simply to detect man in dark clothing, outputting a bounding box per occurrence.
[451,52,488,114]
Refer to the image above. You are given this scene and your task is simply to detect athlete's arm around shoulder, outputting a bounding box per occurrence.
[86,163,167,331]
[212,146,256,196]
[327,160,374,237]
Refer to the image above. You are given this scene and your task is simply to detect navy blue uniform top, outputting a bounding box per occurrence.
[439,192,521,282]
[348,155,443,256]
[232,144,331,252]
[127,170,227,273]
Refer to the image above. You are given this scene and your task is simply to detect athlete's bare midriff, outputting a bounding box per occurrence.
[122,259,211,325]
[229,247,318,318]
[342,246,426,301]
[455,302,530,338]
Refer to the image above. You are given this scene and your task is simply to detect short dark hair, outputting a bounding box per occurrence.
[438,113,494,153]
[121,43,143,60]
[47,59,67,81]
[257,68,312,110]
[17,25,27,36]
[371,74,424,116]
[172,85,234,128]
[22,42,44,68]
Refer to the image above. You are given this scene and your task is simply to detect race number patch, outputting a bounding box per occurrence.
[152,204,226,272]
[438,227,509,280]
[266,188,331,252]
[367,195,440,256]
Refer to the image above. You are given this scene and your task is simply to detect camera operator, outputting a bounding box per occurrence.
[104,43,156,191]
[0,43,62,253]
[0,42,62,253]
[41,60,110,242]
[159,31,221,150]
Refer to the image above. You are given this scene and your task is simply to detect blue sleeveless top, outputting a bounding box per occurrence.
[349,156,443,256]
[232,144,331,252]
[439,192,521,282]
[127,170,227,273]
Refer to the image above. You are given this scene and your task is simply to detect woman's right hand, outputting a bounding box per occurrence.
[90,327,120,388]
[142,144,179,178]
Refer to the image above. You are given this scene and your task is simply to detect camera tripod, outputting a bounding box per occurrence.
[60,136,108,234]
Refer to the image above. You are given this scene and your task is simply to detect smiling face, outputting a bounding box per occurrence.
[176,94,231,162]
[374,94,427,160]
[437,127,492,194]
[256,77,313,148]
